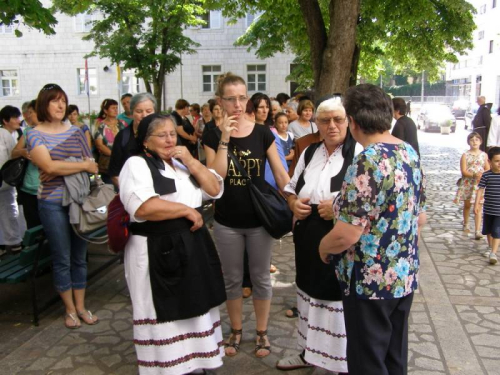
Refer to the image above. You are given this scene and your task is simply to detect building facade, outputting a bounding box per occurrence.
[0,8,295,114]
[445,0,500,107]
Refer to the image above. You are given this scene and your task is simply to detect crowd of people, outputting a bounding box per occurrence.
[4,75,500,375]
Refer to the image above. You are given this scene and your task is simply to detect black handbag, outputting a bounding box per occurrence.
[0,157,28,188]
[227,149,292,239]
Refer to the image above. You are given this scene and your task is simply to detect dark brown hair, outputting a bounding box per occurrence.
[175,99,190,110]
[36,84,69,122]
[97,98,118,120]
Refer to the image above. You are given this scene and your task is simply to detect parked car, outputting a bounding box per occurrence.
[417,104,457,132]
[451,99,469,119]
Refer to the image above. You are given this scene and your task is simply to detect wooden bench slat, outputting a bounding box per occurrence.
[0,254,21,270]
[19,243,50,267]
[6,257,52,284]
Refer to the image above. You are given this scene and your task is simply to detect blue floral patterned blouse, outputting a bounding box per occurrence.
[334,142,426,299]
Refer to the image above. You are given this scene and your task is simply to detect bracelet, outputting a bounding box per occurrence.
[218,146,228,150]
[219,140,229,147]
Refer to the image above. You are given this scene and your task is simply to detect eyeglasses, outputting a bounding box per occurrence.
[317,117,347,126]
[150,133,176,139]
[221,96,249,104]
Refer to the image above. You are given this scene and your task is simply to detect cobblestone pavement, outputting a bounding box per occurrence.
[1,124,499,374]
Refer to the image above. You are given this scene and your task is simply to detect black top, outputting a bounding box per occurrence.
[108,126,139,178]
[201,119,217,142]
[391,115,420,156]
[473,105,492,131]
[172,111,196,154]
[204,124,275,228]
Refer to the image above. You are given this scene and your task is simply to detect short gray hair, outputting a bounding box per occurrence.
[21,101,31,113]
[286,101,298,112]
[130,92,157,113]
[271,100,280,108]
[144,116,177,143]
[316,97,344,116]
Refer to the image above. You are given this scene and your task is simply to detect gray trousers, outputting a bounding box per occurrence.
[0,187,22,245]
[213,221,273,300]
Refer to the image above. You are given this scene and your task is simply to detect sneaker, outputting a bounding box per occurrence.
[475,231,483,240]
[276,354,313,371]
[484,250,491,258]
[489,252,498,265]
[463,222,470,233]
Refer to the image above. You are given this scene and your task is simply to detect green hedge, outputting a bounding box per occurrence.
[384,81,446,97]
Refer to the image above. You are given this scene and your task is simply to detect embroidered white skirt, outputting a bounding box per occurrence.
[296,288,348,373]
[125,234,225,375]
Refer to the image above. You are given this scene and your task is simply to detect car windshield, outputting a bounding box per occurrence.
[426,106,453,117]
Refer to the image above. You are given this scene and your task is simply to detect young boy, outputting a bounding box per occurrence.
[475,147,500,264]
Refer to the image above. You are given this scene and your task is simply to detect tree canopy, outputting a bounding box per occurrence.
[0,0,57,36]
[53,0,207,108]
[209,0,476,97]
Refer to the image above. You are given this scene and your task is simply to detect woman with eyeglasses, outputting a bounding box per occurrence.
[26,84,99,329]
[108,93,157,188]
[94,99,127,184]
[203,73,290,359]
[276,97,358,373]
[119,113,226,375]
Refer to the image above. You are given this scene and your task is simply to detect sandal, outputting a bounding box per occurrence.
[255,330,271,358]
[285,307,299,318]
[77,310,99,325]
[64,313,81,329]
[224,328,242,357]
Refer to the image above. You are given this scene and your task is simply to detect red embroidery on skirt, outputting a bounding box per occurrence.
[134,321,221,346]
[138,341,224,368]
[305,346,347,362]
[297,291,344,313]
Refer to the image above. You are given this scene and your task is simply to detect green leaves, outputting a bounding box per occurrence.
[1,0,57,36]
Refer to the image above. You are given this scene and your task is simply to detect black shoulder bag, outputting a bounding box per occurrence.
[227,148,292,239]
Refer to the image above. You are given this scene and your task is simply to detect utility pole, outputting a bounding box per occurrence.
[421,71,425,104]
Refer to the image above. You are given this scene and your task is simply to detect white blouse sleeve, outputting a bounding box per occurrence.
[487,116,500,147]
[201,168,225,200]
[284,146,308,195]
[119,156,159,223]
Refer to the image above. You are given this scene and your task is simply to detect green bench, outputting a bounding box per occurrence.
[0,225,116,326]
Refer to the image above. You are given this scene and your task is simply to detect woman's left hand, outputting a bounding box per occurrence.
[39,171,57,182]
[169,146,193,164]
[318,199,334,220]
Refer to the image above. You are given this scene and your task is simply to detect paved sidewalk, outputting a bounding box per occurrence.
[0,128,499,374]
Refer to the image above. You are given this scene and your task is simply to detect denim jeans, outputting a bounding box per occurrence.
[38,199,88,292]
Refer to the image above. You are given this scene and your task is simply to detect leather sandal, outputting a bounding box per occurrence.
[224,328,242,357]
[77,310,99,325]
[255,330,271,358]
[64,313,81,329]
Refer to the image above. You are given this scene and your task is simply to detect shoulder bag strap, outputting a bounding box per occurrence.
[227,147,251,182]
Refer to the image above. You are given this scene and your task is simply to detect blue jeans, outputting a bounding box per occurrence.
[38,200,88,292]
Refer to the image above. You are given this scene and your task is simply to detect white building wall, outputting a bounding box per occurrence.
[0,8,295,114]
[445,0,500,107]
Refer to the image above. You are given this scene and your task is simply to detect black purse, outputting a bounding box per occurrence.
[0,157,28,188]
[227,149,292,239]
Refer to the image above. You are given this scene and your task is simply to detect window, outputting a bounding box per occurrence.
[478,30,484,40]
[0,23,13,34]
[121,70,140,94]
[479,55,483,65]
[247,65,266,92]
[200,11,222,29]
[489,40,494,53]
[246,11,264,28]
[74,13,95,33]
[202,65,221,92]
[479,4,487,13]
[77,68,97,95]
[493,0,497,8]
[0,70,19,97]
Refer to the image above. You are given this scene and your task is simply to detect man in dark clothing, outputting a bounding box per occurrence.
[473,96,492,151]
[391,97,420,156]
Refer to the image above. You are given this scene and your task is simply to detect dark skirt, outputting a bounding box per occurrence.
[130,209,226,322]
[294,205,342,301]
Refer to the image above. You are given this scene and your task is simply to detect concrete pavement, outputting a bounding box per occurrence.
[0,125,499,374]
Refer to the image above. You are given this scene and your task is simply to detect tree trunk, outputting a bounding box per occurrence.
[349,44,361,87]
[153,80,163,113]
[316,0,360,96]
